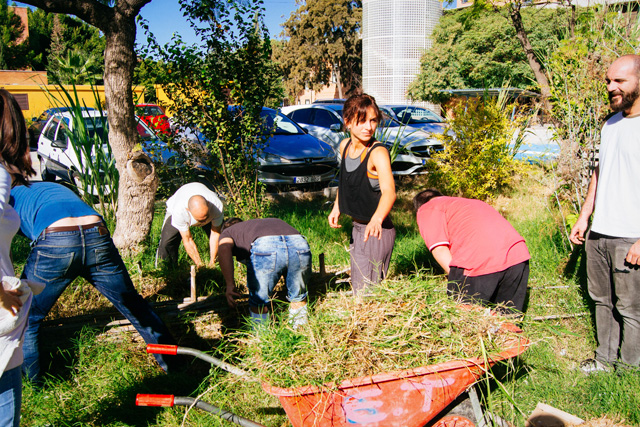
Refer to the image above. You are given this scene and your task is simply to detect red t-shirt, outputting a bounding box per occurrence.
[417,197,530,277]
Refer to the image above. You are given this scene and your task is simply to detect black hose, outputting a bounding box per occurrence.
[173,397,266,427]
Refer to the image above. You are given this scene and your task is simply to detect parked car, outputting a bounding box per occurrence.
[135,103,171,135]
[176,107,339,189]
[281,104,442,176]
[312,98,346,104]
[28,107,95,150]
[37,110,177,188]
[382,105,447,136]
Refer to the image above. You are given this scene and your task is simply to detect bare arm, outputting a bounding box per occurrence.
[208,224,222,267]
[569,166,598,245]
[179,229,203,267]
[218,237,242,307]
[329,139,349,229]
[364,146,396,242]
[431,245,452,275]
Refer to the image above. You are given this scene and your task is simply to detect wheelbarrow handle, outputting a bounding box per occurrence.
[136,394,267,427]
[147,344,178,355]
[136,394,175,407]
[146,344,249,378]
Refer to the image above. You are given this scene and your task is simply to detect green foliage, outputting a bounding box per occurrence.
[142,0,282,218]
[44,82,119,218]
[426,96,521,200]
[408,6,574,103]
[276,0,362,101]
[547,6,640,220]
[50,48,103,85]
[0,1,26,69]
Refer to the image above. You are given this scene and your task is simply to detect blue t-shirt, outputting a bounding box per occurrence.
[10,182,100,241]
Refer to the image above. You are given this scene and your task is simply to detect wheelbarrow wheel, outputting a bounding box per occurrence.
[432,414,475,427]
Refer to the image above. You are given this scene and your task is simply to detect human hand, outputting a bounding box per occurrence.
[626,239,640,265]
[225,286,242,307]
[363,218,383,242]
[569,218,589,245]
[328,206,341,228]
[0,288,22,316]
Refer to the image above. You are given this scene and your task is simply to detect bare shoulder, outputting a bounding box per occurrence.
[370,143,391,161]
[339,138,350,152]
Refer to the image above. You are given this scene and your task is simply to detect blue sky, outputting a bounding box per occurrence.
[137,0,298,46]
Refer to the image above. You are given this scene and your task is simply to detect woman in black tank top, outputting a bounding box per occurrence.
[328,94,397,295]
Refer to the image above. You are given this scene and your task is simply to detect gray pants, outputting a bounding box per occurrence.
[586,232,640,367]
[349,221,395,296]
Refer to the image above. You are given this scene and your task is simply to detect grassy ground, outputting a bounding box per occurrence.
[14,167,640,426]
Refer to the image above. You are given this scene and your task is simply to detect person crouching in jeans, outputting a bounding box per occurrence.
[219,218,310,327]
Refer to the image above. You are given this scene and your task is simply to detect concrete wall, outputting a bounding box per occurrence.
[1,84,147,120]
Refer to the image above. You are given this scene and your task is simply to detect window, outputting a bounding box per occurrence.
[314,109,339,128]
[290,109,314,125]
[43,118,60,141]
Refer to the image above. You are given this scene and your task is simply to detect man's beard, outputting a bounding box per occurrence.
[609,85,640,112]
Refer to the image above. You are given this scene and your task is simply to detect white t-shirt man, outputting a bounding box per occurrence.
[158,182,224,267]
[165,182,224,232]
[591,112,640,238]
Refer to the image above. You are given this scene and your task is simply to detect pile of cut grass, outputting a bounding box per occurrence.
[240,277,524,389]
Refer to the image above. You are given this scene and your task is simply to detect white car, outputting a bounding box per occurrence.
[37,109,177,189]
[281,104,442,176]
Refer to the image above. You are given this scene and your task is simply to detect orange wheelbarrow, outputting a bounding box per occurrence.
[136,323,528,427]
[261,322,528,427]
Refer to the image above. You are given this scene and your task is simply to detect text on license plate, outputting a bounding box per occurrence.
[295,175,322,184]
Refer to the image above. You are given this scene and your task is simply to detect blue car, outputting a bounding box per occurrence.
[177,107,339,188]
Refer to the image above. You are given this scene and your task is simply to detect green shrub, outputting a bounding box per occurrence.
[427,96,520,200]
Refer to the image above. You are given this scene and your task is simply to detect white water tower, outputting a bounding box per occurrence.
[362,0,442,108]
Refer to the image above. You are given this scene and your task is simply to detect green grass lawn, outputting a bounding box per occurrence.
[16,169,640,427]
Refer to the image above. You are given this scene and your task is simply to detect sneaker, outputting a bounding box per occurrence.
[579,358,611,374]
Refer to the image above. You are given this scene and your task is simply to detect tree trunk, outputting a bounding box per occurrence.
[102,8,158,252]
[508,3,552,112]
[334,64,343,99]
[20,0,156,252]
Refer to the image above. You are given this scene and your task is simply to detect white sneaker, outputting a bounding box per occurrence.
[288,305,308,329]
[579,358,611,374]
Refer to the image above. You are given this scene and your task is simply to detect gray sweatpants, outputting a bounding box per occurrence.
[586,231,640,367]
[349,221,396,296]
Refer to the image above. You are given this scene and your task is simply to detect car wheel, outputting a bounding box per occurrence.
[39,158,56,182]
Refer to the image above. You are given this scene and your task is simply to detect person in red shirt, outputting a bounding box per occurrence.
[414,189,530,312]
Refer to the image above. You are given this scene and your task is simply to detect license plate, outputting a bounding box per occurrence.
[295,175,322,184]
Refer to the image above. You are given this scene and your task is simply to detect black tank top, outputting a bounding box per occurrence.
[338,139,388,223]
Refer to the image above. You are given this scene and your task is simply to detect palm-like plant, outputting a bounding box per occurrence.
[50,49,102,85]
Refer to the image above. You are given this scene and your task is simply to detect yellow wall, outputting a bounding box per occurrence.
[1,84,147,121]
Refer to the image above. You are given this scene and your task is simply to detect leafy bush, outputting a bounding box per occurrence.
[426,96,521,200]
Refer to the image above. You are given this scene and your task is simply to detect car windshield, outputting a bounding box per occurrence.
[61,116,107,140]
[260,110,303,135]
[136,105,164,116]
[391,107,443,124]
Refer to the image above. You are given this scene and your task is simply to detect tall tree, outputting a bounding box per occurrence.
[408,6,572,105]
[503,0,552,111]
[21,0,155,252]
[0,0,26,69]
[279,0,361,101]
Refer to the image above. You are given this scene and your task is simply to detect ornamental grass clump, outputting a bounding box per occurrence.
[241,278,523,389]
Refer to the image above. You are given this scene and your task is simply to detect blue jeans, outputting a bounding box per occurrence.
[0,366,21,427]
[245,235,310,308]
[21,226,176,382]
